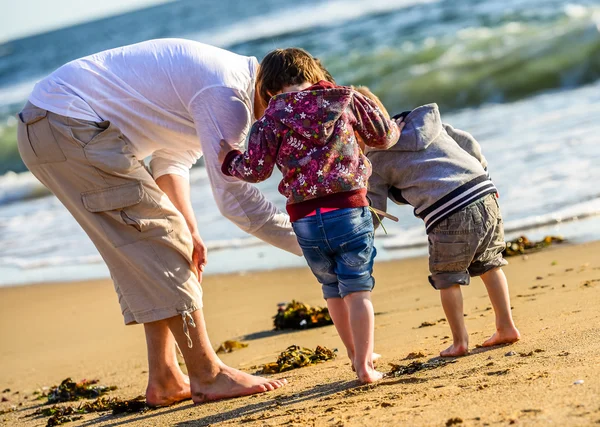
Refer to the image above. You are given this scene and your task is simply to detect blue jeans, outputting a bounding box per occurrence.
[292,207,377,299]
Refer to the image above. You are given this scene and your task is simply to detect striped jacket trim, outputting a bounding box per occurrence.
[416,174,497,233]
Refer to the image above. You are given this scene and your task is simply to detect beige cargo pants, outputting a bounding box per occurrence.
[17,102,202,325]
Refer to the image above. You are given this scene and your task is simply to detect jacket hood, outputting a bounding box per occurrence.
[370,103,442,153]
[264,81,353,144]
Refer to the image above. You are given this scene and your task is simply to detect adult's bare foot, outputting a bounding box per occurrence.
[146,373,191,407]
[440,342,469,357]
[192,365,286,403]
[482,328,521,347]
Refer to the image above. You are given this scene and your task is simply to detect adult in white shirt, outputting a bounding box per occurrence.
[17,39,300,405]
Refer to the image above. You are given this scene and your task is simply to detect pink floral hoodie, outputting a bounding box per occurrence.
[222,81,399,221]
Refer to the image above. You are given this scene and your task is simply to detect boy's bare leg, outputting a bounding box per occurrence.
[344,291,383,383]
[480,267,521,346]
[148,309,286,404]
[144,322,191,407]
[439,285,469,357]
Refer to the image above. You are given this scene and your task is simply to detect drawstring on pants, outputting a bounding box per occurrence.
[181,310,197,348]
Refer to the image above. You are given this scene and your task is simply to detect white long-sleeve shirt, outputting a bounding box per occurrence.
[29,38,301,255]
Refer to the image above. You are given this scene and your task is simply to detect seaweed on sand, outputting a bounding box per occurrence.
[503,235,565,257]
[273,301,333,330]
[216,340,248,354]
[34,396,148,426]
[46,378,117,404]
[259,345,337,374]
[387,359,456,377]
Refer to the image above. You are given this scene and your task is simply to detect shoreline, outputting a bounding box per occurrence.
[1,240,599,426]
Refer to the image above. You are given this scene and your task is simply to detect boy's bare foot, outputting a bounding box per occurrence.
[355,366,384,384]
[482,328,521,347]
[146,373,191,407]
[192,365,287,403]
[440,343,469,357]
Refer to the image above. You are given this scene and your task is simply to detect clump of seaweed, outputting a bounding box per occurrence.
[260,345,336,374]
[216,340,248,354]
[46,378,117,404]
[34,396,148,426]
[0,406,16,416]
[273,301,333,330]
[387,359,456,377]
[503,235,564,257]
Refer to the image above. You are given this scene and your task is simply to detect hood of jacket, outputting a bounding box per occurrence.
[368,103,442,153]
[264,81,354,144]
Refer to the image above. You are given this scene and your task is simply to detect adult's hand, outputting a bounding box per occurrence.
[191,232,207,282]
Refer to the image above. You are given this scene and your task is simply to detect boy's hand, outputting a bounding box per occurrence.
[218,139,238,164]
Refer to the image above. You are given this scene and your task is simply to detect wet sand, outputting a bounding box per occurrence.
[1,241,599,426]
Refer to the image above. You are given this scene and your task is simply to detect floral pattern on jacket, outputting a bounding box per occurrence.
[223,81,399,206]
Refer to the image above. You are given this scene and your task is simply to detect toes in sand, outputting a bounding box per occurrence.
[440,343,469,357]
[482,328,521,348]
[356,366,384,384]
[192,366,286,404]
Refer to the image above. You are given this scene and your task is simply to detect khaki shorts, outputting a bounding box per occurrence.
[427,193,508,290]
[17,102,202,325]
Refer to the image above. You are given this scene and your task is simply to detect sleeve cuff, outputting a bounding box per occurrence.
[221,150,243,176]
[150,161,191,180]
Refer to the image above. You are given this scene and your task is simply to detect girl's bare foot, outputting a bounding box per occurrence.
[350,352,382,371]
[355,365,384,384]
[192,365,287,403]
[482,328,521,347]
[440,342,469,357]
[146,373,191,407]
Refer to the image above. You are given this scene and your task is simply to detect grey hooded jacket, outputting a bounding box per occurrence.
[366,103,497,233]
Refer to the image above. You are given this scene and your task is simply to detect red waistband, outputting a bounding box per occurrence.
[287,189,369,222]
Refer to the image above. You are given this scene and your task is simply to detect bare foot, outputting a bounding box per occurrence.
[351,352,381,372]
[146,373,191,407]
[482,328,521,347]
[192,365,287,403]
[440,343,469,357]
[355,366,384,384]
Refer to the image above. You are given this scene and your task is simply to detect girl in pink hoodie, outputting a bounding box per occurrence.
[220,48,400,383]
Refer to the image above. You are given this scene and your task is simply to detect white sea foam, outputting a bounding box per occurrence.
[187,0,440,47]
[0,171,50,205]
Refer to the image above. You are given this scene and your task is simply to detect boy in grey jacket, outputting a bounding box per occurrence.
[360,91,520,357]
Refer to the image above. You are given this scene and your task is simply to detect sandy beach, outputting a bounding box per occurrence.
[1,240,599,426]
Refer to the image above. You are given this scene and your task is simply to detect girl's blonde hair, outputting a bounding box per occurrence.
[257,48,329,106]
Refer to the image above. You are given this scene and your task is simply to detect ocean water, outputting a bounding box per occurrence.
[1,0,600,286]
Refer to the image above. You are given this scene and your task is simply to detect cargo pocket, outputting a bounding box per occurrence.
[80,121,141,176]
[430,241,470,273]
[18,108,66,164]
[82,181,172,248]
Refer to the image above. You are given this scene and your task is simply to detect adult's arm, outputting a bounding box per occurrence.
[155,173,207,280]
[190,86,302,256]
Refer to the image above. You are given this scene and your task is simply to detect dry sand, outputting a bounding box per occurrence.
[1,241,599,426]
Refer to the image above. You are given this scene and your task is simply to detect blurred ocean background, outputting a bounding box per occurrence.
[1,0,600,286]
